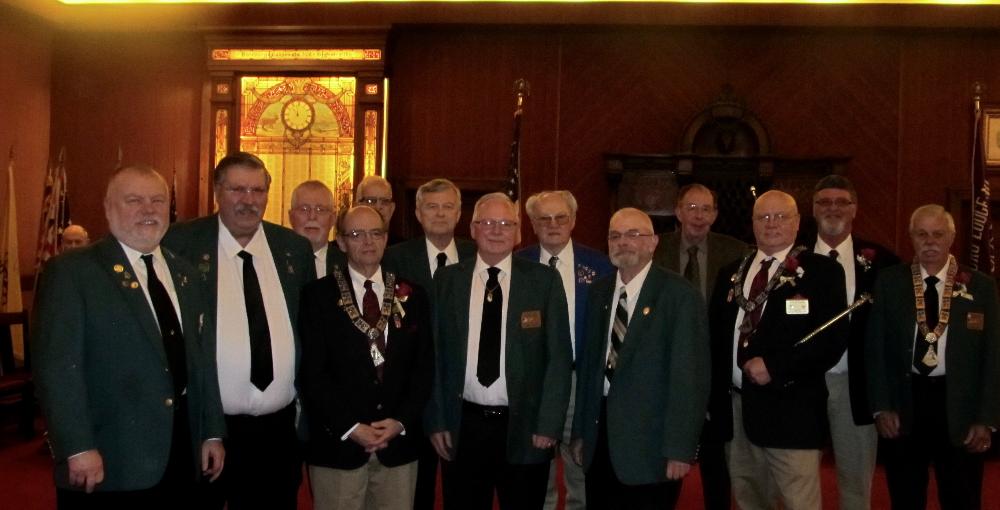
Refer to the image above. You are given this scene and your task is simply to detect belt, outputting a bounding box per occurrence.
[462,400,509,419]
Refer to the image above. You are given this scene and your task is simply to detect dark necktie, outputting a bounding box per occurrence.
[829,249,839,260]
[237,251,273,391]
[436,252,447,274]
[477,267,502,387]
[684,245,700,290]
[548,255,559,269]
[141,254,187,394]
[606,288,628,379]
[737,258,774,366]
[913,275,940,375]
[363,279,387,381]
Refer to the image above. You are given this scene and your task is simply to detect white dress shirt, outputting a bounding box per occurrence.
[603,260,652,395]
[732,245,793,389]
[463,254,512,406]
[815,236,855,374]
[912,260,951,376]
[425,237,460,276]
[216,220,297,416]
[119,242,182,333]
[540,241,577,359]
[314,244,328,277]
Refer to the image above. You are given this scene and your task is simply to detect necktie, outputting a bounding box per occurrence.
[237,251,273,391]
[141,254,187,394]
[548,255,559,269]
[363,279,387,380]
[684,245,700,290]
[829,249,839,260]
[737,258,774,366]
[477,267,502,387]
[606,288,628,379]
[913,275,940,375]
[436,252,447,274]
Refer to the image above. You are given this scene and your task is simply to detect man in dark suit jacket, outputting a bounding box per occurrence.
[427,192,572,510]
[707,190,848,510]
[33,165,226,508]
[382,178,475,510]
[515,189,613,510]
[800,174,899,509]
[866,204,1000,509]
[288,179,345,276]
[652,183,745,510]
[300,205,433,509]
[570,207,710,510]
[356,174,404,246]
[162,152,316,510]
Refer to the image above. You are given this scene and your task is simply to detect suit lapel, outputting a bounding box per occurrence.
[195,216,220,318]
[617,268,661,369]
[97,239,168,365]
[264,223,298,311]
[163,248,199,341]
[412,238,434,290]
[593,277,615,381]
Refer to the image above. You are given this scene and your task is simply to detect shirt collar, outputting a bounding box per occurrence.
[314,244,328,260]
[920,257,952,282]
[814,235,854,258]
[118,240,164,268]
[615,260,653,301]
[679,235,708,254]
[753,244,794,268]
[474,252,513,278]
[540,240,573,265]
[425,237,458,261]
[348,263,384,292]
[219,217,266,259]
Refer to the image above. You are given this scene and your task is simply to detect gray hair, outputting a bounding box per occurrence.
[415,178,462,208]
[524,190,578,218]
[472,192,517,222]
[909,204,956,233]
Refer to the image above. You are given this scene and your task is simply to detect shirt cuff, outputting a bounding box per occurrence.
[341,423,361,441]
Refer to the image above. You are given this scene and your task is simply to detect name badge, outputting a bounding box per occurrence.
[521,310,542,329]
[786,299,809,315]
[968,312,985,331]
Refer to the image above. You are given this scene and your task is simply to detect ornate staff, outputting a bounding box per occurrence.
[506,79,529,204]
[794,293,873,346]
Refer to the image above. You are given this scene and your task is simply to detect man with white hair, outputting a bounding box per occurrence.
[288,180,345,276]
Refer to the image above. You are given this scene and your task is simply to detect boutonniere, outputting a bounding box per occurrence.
[393,281,412,327]
[954,271,975,300]
[776,255,805,289]
[577,265,598,285]
[856,248,876,272]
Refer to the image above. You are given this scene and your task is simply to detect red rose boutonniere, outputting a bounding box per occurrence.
[856,248,876,272]
[777,255,805,288]
[954,271,974,301]
[393,281,412,325]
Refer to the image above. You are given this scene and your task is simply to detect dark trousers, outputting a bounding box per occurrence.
[206,403,302,510]
[440,401,549,510]
[883,375,984,510]
[57,397,207,510]
[697,432,731,510]
[413,435,439,510]
[584,399,681,510]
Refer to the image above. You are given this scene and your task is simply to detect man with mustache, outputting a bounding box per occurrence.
[866,204,1000,509]
[571,207,710,510]
[708,190,847,510]
[34,165,225,508]
[800,175,898,510]
[289,180,346,276]
[163,152,316,510]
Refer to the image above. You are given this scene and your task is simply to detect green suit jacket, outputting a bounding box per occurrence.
[383,236,477,299]
[427,255,572,464]
[572,265,711,485]
[653,231,747,302]
[866,262,1000,446]
[32,237,226,491]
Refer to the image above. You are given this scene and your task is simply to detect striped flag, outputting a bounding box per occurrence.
[1,147,25,360]
[969,90,995,275]
[34,148,70,274]
[506,79,529,206]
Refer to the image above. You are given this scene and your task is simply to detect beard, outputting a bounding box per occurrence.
[817,216,846,237]
[610,250,640,269]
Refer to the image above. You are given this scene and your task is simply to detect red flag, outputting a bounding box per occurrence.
[34,147,69,273]
[969,94,995,275]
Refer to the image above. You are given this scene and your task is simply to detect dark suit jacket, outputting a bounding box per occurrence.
[324,240,347,276]
[572,266,710,485]
[162,215,317,368]
[427,256,572,464]
[383,236,477,300]
[802,235,899,424]
[707,250,848,449]
[653,231,747,303]
[514,241,615,360]
[32,237,226,491]
[300,267,433,469]
[866,262,1000,446]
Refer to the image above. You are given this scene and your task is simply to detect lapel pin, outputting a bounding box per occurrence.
[202,254,210,261]
[113,264,124,273]
[129,281,140,289]
[642,306,651,316]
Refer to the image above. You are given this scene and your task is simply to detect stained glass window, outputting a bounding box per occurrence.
[214,109,229,169]
[239,76,357,226]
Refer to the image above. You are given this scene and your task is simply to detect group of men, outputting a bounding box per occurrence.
[31,150,1000,510]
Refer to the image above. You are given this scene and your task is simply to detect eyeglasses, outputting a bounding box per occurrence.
[533,214,571,226]
[814,198,855,208]
[753,212,798,224]
[290,205,333,215]
[359,197,394,206]
[680,203,716,215]
[473,219,518,230]
[607,230,655,241]
[343,229,386,241]
[223,186,267,197]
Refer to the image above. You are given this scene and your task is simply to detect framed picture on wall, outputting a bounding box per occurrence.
[984,107,1000,167]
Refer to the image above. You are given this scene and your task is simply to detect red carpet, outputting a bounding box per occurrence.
[2,418,997,509]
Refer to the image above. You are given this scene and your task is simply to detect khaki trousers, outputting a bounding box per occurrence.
[545,372,586,510]
[825,372,877,510]
[309,456,418,510]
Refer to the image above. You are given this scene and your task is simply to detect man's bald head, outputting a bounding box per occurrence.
[752,190,800,255]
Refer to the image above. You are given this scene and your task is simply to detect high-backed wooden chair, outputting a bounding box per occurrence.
[0,311,34,438]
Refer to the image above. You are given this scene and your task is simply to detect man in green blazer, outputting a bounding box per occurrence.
[162,152,316,510]
[33,165,226,507]
[288,179,345,276]
[866,204,1000,509]
[571,207,710,510]
[427,192,572,510]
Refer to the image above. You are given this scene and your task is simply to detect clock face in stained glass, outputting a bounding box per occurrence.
[282,99,314,131]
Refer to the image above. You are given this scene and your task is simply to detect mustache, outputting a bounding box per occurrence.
[235,204,261,215]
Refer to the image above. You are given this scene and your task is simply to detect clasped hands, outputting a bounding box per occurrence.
[349,419,405,453]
